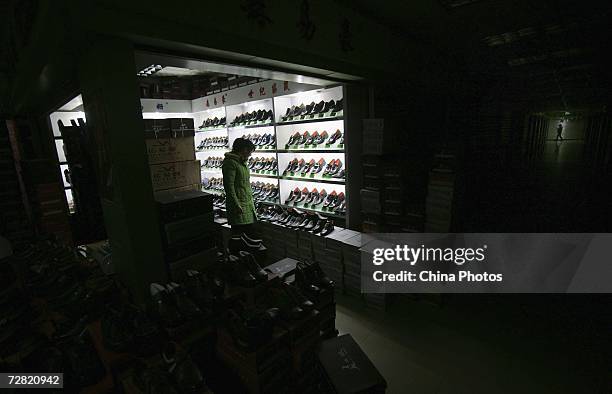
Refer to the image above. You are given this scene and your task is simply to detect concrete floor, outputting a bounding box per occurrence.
[335,293,611,394]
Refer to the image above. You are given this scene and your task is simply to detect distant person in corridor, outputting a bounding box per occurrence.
[556,122,564,141]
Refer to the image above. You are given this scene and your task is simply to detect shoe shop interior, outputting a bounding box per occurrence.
[1,2,611,393]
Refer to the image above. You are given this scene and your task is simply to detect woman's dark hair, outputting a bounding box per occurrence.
[232,137,256,153]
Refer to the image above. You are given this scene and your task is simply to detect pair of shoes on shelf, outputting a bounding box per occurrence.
[198,116,226,129]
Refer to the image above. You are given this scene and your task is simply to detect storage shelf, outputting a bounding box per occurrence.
[196,126,227,132]
[254,200,278,206]
[279,175,345,185]
[228,122,274,129]
[277,148,344,153]
[276,114,343,126]
[202,189,224,196]
[196,148,229,153]
[249,173,278,179]
[278,203,346,220]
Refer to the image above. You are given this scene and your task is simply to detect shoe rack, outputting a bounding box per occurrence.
[194,84,347,225]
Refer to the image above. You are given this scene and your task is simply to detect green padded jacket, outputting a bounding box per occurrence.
[222,152,256,225]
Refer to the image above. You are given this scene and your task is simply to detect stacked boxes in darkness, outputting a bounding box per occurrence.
[215,257,339,393]
[256,221,287,263]
[361,156,426,233]
[155,189,216,279]
[425,153,456,232]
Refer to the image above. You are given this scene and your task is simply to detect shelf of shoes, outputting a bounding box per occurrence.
[278,153,345,184]
[194,106,227,132]
[226,98,274,129]
[187,84,349,230]
[274,86,344,126]
[247,153,278,178]
[275,120,344,152]
[228,127,276,152]
[201,177,224,194]
[278,182,346,220]
[251,180,280,204]
[194,130,229,153]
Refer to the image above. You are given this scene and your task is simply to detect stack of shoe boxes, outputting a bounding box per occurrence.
[283,229,301,260]
[155,189,216,279]
[312,229,345,293]
[425,153,456,232]
[341,232,365,298]
[359,237,396,311]
[297,230,314,261]
[256,221,286,264]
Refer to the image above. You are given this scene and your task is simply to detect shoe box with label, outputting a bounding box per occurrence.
[317,334,387,394]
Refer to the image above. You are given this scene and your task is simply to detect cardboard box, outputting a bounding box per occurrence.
[146,137,195,164]
[150,160,201,191]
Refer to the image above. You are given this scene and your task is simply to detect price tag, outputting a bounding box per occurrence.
[300,173,305,177]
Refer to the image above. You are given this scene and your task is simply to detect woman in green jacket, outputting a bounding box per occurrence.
[222,138,257,235]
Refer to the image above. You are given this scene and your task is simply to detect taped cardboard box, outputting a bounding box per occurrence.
[146,137,195,164]
[150,160,201,191]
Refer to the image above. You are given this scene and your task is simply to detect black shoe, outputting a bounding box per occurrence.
[227,255,257,287]
[242,233,263,244]
[239,251,268,282]
[322,100,335,114]
[320,220,335,236]
[304,218,318,231]
[333,98,343,113]
[311,219,326,234]
[295,261,322,300]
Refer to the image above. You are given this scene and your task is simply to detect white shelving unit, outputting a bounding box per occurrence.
[141,82,347,223]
